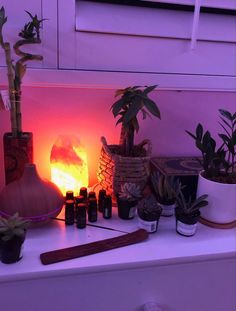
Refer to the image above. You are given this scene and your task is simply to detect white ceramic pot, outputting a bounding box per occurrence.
[160,203,175,217]
[197,172,236,225]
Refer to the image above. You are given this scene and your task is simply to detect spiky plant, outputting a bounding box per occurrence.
[151,172,182,204]
[111,85,161,156]
[0,7,45,137]
[0,213,30,241]
[118,182,142,201]
[176,191,208,216]
[186,109,236,183]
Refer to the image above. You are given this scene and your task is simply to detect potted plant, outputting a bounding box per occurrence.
[97,85,161,196]
[117,182,142,219]
[186,109,236,228]
[175,191,208,237]
[0,213,30,264]
[0,7,44,184]
[151,172,182,217]
[137,193,162,233]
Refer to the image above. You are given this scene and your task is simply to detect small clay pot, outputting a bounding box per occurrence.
[175,209,200,237]
[1,235,25,264]
[117,197,138,219]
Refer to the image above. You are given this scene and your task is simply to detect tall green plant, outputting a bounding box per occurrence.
[0,7,44,137]
[111,85,161,156]
[186,109,236,183]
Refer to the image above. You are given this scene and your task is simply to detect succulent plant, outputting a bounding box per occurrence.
[118,182,142,201]
[111,85,161,156]
[151,172,182,204]
[186,109,236,183]
[137,194,162,220]
[175,191,208,216]
[0,213,30,241]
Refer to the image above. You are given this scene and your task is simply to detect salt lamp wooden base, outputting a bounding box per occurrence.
[0,164,64,223]
[3,132,33,185]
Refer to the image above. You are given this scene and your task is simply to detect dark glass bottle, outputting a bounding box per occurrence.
[76,203,87,229]
[88,198,97,222]
[79,187,88,200]
[65,200,74,225]
[103,195,112,219]
[66,191,74,200]
[88,191,96,199]
[98,189,106,213]
[75,195,86,218]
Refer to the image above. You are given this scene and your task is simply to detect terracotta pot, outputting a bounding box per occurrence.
[3,132,33,184]
[197,171,236,227]
[0,164,64,223]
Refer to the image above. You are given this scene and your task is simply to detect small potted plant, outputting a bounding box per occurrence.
[186,109,236,227]
[151,172,182,217]
[175,191,208,237]
[117,182,142,219]
[137,194,162,233]
[98,85,161,196]
[0,213,30,264]
[0,7,44,184]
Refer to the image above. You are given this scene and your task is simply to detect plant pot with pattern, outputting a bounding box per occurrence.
[117,182,142,219]
[0,213,30,264]
[186,109,236,228]
[175,191,208,237]
[151,172,182,217]
[137,194,162,233]
[97,85,161,197]
[0,7,45,184]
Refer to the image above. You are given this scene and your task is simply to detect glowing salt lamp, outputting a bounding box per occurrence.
[50,136,89,196]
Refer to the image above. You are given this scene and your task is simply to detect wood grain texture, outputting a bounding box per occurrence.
[40,229,148,265]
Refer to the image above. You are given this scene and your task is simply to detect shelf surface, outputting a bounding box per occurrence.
[0,208,235,283]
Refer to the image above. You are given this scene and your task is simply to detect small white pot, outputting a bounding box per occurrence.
[176,220,198,237]
[138,217,158,233]
[160,203,175,217]
[197,171,236,225]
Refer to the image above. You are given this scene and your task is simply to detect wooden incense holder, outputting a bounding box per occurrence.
[40,229,148,265]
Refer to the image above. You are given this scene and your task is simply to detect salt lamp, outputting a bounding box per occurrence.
[50,136,89,196]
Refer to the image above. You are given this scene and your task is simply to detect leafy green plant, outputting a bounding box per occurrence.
[0,213,30,241]
[186,109,236,183]
[151,172,182,204]
[0,7,44,137]
[176,191,208,216]
[118,182,142,201]
[111,85,161,156]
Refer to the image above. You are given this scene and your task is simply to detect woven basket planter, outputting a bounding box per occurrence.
[97,136,152,197]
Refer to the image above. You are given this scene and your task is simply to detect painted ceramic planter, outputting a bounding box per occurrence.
[197,172,236,226]
[3,132,33,185]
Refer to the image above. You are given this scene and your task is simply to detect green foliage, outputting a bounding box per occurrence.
[0,213,30,241]
[19,11,45,40]
[118,182,142,201]
[176,191,208,216]
[151,172,182,204]
[0,6,7,45]
[111,85,161,156]
[186,109,236,182]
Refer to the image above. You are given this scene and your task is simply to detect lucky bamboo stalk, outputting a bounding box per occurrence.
[0,7,44,137]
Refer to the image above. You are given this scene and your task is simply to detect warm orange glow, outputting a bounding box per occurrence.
[50,136,89,196]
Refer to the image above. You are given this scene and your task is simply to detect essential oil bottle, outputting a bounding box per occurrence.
[66,190,74,201]
[98,189,106,213]
[88,198,97,222]
[103,195,112,219]
[79,187,88,200]
[88,191,96,199]
[65,199,74,225]
[76,203,87,229]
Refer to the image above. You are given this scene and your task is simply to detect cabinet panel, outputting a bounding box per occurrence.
[0,0,57,69]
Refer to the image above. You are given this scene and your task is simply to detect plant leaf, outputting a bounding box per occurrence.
[143,98,161,118]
